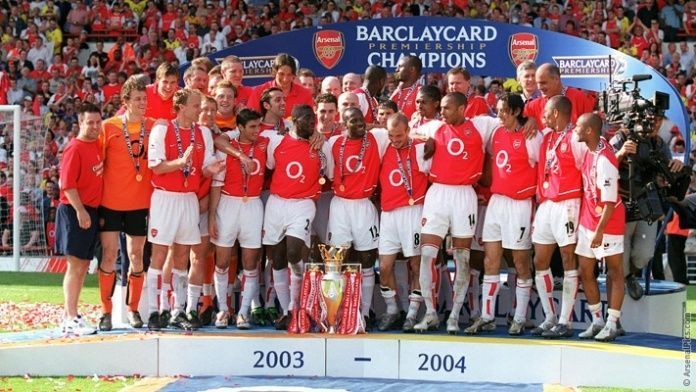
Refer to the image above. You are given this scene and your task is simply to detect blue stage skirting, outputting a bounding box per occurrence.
[159,375,543,392]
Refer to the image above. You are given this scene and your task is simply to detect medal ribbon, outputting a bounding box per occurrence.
[121,116,145,177]
[589,139,606,212]
[338,133,368,187]
[543,123,573,182]
[364,90,378,122]
[173,120,196,181]
[235,137,255,197]
[395,82,420,110]
[394,139,414,201]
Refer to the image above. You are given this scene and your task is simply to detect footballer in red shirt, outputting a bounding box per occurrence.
[574,113,626,342]
[466,94,541,336]
[416,92,499,334]
[391,55,422,120]
[263,105,333,329]
[354,65,386,126]
[247,53,314,118]
[145,63,180,121]
[146,89,223,331]
[327,107,390,330]
[377,113,431,332]
[530,96,588,339]
[209,109,269,329]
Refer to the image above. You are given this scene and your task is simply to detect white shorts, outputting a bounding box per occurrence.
[328,196,379,251]
[263,194,315,248]
[531,198,581,247]
[575,225,624,260]
[379,205,424,257]
[148,189,201,246]
[421,183,478,239]
[312,191,333,245]
[199,211,209,237]
[211,194,264,248]
[482,194,533,250]
[471,205,487,252]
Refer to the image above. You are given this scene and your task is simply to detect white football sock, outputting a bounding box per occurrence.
[380,286,398,315]
[419,245,439,313]
[514,278,532,323]
[146,268,161,314]
[449,248,471,322]
[535,269,556,323]
[481,274,500,321]
[559,269,579,326]
[273,268,290,314]
[361,268,375,317]
[240,269,260,316]
[214,267,229,313]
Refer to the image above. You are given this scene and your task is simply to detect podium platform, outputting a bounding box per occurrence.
[0,323,687,389]
[0,275,688,389]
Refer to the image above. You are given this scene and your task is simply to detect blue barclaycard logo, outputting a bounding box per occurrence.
[552,55,626,78]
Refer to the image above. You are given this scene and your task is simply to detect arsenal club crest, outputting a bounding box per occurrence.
[508,32,539,67]
[151,228,158,238]
[313,30,345,69]
[513,139,522,150]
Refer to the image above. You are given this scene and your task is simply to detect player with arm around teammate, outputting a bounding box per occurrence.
[464,94,541,336]
[377,113,431,332]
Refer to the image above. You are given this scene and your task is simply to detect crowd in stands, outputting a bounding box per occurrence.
[0,0,696,256]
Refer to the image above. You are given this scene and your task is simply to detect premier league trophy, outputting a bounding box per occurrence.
[319,244,349,334]
[292,244,362,334]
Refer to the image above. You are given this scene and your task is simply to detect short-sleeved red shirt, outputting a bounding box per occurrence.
[59,139,104,208]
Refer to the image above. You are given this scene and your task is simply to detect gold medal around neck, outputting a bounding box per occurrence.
[339,184,346,192]
[408,198,415,206]
[595,205,603,214]
[242,196,249,203]
[542,181,549,189]
[318,177,326,185]
[135,174,143,182]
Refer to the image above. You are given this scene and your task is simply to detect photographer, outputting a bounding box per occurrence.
[610,117,685,300]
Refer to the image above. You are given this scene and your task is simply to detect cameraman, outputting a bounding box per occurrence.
[610,119,684,300]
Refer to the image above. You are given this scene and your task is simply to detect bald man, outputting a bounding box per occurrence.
[342,73,362,93]
[523,63,596,129]
[321,76,341,97]
[573,113,625,342]
[337,92,360,122]
[531,95,587,339]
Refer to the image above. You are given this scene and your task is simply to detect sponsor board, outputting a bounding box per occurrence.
[553,55,627,78]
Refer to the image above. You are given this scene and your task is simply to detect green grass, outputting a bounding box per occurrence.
[0,271,99,304]
[0,376,138,391]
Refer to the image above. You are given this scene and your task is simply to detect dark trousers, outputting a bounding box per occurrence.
[667,234,688,284]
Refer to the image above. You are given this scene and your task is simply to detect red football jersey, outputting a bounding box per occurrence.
[428,116,499,185]
[465,95,491,118]
[579,137,626,235]
[247,81,314,118]
[390,82,420,119]
[379,140,429,211]
[145,83,177,120]
[59,139,104,208]
[354,87,378,124]
[536,127,586,203]
[328,131,389,199]
[489,126,542,200]
[236,85,253,108]
[214,136,269,197]
[148,122,214,193]
[523,87,596,129]
[267,134,333,200]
